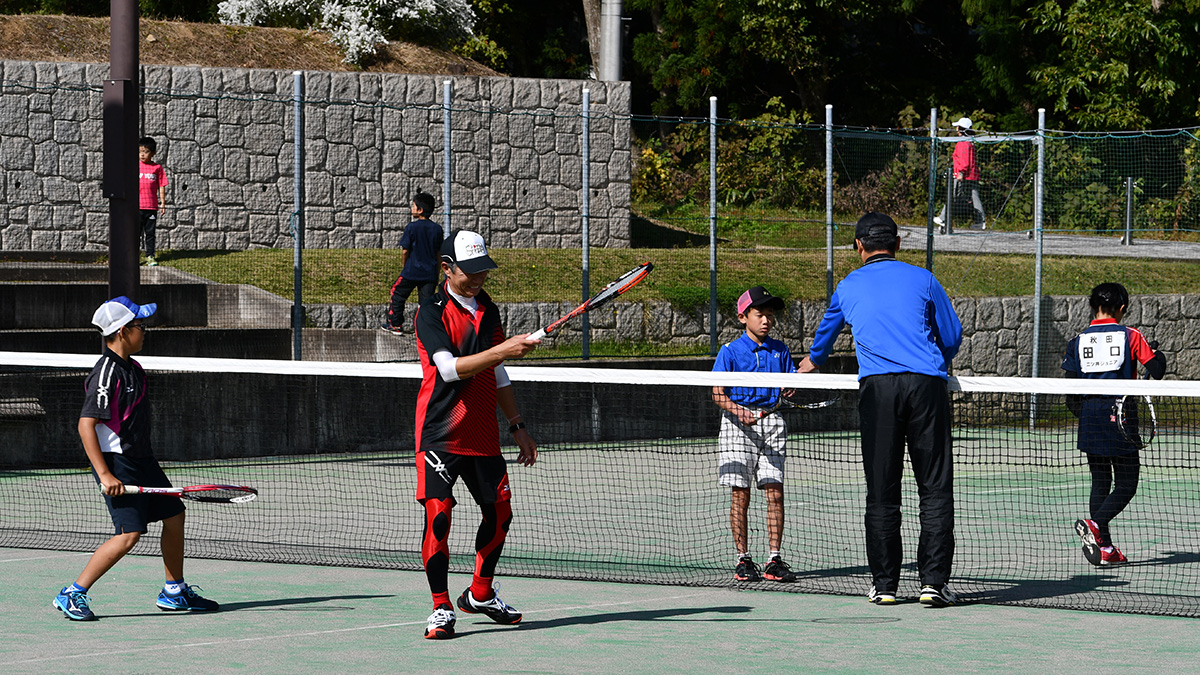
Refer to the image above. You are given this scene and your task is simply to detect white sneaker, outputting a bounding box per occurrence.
[866,586,897,605]
[424,605,456,639]
[919,584,957,607]
[457,583,522,624]
[933,216,944,226]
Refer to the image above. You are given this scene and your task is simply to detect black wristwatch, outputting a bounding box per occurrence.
[508,421,527,433]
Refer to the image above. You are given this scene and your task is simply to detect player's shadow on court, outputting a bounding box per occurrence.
[98,593,393,618]
[456,605,753,637]
[964,575,1126,605]
[220,593,394,612]
[1126,550,1200,567]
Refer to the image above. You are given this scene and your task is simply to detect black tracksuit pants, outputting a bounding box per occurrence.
[858,372,955,592]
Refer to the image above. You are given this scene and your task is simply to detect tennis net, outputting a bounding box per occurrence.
[2,351,1199,617]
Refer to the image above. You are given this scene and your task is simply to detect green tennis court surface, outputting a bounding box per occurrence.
[5,547,1200,674]
[5,426,1200,617]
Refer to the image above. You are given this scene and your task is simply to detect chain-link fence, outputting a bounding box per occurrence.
[3,60,1198,370]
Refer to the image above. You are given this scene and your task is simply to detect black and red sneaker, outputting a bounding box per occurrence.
[424,604,456,639]
[763,556,797,582]
[734,556,762,582]
[1075,518,1104,566]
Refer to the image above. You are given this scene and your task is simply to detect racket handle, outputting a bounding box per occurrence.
[528,328,546,341]
[99,485,140,496]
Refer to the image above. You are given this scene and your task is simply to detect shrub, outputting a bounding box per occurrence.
[217,0,475,64]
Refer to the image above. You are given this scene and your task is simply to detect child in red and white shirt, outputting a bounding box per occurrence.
[138,137,168,266]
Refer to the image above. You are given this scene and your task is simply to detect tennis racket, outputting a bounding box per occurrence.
[108,484,258,504]
[1114,395,1156,449]
[757,390,841,417]
[528,262,653,340]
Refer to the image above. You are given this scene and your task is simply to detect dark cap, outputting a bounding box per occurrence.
[736,286,785,315]
[854,212,899,241]
[440,230,498,274]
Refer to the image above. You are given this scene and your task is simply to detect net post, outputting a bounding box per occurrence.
[709,96,718,356]
[825,104,834,300]
[925,108,938,272]
[1123,176,1134,246]
[442,79,452,237]
[1030,107,1047,428]
[582,88,591,360]
[292,71,306,361]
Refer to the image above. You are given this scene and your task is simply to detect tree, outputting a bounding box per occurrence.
[0,0,221,19]
[462,0,591,78]
[967,0,1200,130]
[626,0,985,123]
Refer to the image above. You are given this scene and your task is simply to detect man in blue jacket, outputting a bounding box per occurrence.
[799,212,963,608]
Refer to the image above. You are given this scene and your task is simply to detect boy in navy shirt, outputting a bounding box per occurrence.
[1062,283,1166,566]
[710,286,798,584]
[384,191,444,332]
[52,297,219,621]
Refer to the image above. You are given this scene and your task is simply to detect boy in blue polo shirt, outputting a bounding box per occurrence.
[710,286,798,583]
[52,297,219,621]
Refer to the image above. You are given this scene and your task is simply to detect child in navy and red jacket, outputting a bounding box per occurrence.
[1062,283,1166,567]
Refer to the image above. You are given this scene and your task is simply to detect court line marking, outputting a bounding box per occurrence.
[0,552,91,563]
[19,591,712,664]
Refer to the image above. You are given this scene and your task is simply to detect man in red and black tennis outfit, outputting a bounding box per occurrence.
[414,230,540,640]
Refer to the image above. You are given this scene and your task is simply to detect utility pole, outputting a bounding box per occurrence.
[104,0,140,299]
[600,0,622,80]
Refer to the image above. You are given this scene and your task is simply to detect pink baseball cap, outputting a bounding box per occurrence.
[736,286,784,315]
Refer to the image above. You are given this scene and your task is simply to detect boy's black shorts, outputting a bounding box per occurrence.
[93,453,185,534]
[415,449,511,506]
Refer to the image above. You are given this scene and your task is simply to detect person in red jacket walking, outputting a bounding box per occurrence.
[935,117,986,230]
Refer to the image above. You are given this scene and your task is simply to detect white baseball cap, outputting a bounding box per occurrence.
[440,230,498,274]
[952,117,973,129]
[92,296,156,336]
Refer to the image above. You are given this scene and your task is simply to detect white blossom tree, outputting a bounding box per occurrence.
[218,0,475,64]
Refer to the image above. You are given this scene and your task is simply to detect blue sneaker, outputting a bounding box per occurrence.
[156,585,220,611]
[53,587,96,621]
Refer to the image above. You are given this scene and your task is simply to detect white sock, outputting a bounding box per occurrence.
[164,579,185,595]
[769,551,781,561]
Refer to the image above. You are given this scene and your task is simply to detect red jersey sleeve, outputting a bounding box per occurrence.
[1127,327,1156,365]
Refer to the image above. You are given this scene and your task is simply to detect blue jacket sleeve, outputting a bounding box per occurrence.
[808,290,846,366]
[929,277,962,361]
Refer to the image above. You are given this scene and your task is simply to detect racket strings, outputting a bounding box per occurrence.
[186,487,258,503]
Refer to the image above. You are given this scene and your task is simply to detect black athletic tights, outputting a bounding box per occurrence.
[1087,451,1140,545]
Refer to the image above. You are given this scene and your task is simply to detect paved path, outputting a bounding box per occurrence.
[897,225,1200,260]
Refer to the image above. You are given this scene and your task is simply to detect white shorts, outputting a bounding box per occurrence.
[717,411,787,488]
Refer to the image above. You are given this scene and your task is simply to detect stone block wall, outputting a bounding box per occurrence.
[0,59,632,251]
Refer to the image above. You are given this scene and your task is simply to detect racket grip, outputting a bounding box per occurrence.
[99,485,139,496]
[528,328,546,341]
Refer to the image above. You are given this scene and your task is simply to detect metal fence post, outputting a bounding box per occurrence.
[926,108,938,271]
[1123,176,1134,245]
[709,97,719,356]
[945,167,955,235]
[1030,108,1046,427]
[825,104,834,300]
[582,88,591,359]
[443,79,452,236]
[292,71,305,360]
